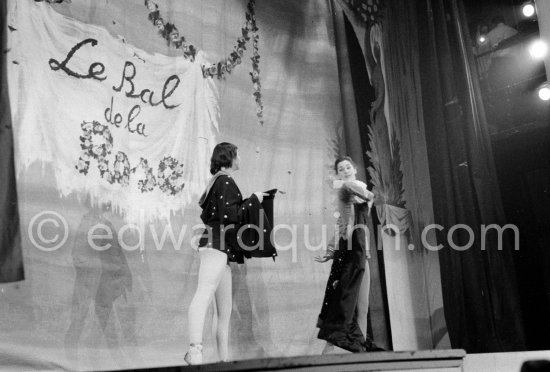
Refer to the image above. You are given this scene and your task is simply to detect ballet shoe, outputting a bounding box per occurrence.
[322,342,335,354]
[184,343,203,365]
[364,337,384,352]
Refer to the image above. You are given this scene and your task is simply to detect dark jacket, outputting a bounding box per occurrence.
[198,172,276,263]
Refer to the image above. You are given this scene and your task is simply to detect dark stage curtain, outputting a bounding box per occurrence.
[416,0,526,352]
[0,0,24,283]
[329,2,391,350]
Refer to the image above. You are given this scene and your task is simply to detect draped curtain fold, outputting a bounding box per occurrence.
[417,0,526,352]
[0,0,24,283]
[329,0,391,350]
[336,0,450,350]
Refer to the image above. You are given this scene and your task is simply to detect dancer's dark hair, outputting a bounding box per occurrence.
[334,156,356,173]
[210,142,238,175]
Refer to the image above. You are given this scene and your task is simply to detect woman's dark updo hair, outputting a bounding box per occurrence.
[210,142,238,175]
[334,156,356,173]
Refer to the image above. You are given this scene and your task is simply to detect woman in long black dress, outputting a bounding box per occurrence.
[185,142,266,364]
[315,156,379,353]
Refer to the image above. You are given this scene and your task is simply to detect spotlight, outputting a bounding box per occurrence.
[528,40,548,59]
[522,2,536,18]
[537,82,550,101]
[478,35,486,44]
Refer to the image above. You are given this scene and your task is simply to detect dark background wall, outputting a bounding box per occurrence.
[463,0,550,350]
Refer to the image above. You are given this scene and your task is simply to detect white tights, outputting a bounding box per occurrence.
[188,248,232,361]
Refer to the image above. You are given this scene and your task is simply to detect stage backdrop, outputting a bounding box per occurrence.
[2,0,352,370]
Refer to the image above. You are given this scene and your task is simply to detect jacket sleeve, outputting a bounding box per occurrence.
[216,176,260,225]
[343,181,374,204]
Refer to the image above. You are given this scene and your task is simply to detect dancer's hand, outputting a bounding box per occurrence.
[314,253,333,263]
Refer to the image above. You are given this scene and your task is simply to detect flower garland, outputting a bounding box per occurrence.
[144,0,264,125]
[145,0,197,61]
[75,121,185,195]
[156,156,185,195]
[134,158,157,193]
[111,151,131,186]
[76,120,113,177]
[131,156,184,195]
[75,121,131,187]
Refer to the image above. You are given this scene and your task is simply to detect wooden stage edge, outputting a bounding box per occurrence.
[128,349,467,372]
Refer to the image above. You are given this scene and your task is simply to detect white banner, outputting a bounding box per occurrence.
[8,1,219,221]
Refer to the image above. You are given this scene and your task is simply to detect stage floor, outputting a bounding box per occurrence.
[130,349,466,371]
[464,350,550,372]
[123,349,550,372]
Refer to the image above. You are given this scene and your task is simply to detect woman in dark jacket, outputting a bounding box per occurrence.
[185,142,265,365]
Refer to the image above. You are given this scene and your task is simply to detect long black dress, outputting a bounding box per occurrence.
[317,181,374,352]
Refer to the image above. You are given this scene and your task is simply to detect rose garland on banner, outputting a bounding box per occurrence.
[144,0,264,125]
[111,152,131,186]
[132,156,184,195]
[134,158,157,193]
[157,156,185,195]
[75,121,185,196]
[76,120,113,177]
